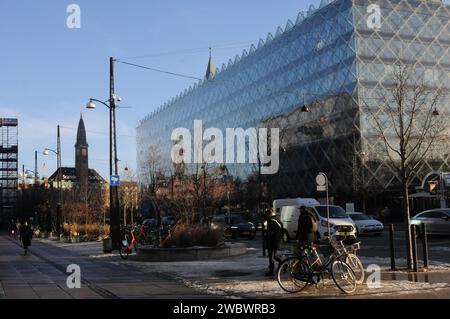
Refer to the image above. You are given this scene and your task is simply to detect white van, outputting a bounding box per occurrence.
[273,198,320,213]
[279,204,357,242]
[280,205,301,241]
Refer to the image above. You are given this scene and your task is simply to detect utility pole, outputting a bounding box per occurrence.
[110,57,121,250]
[440,172,447,209]
[34,151,38,186]
[22,164,25,188]
[56,125,63,237]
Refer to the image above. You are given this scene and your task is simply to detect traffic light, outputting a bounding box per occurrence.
[429,181,439,194]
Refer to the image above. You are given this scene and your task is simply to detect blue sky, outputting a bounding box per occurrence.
[0,0,321,180]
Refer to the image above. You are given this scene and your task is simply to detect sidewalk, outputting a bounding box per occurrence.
[18,236,450,299]
[122,248,450,299]
[0,235,101,299]
[0,235,209,299]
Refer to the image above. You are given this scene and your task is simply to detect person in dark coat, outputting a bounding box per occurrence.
[20,221,33,255]
[264,208,283,276]
[297,206,318,247]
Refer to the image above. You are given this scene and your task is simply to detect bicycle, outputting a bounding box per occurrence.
[330,236,365,285]
[277,240,357,294]
[119,225,138,260]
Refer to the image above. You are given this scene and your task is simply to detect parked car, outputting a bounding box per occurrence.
[280,204,357,242]
[347,212,384,236]
[411,209,450,236]
[210,214,256,240]
[162,216,176,227]
[142,218,156,230]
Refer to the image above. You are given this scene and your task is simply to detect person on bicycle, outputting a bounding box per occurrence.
[297,206,318,247]
[264,208,283,277]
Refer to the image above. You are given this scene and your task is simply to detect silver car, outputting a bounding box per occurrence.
[411,209,450,236]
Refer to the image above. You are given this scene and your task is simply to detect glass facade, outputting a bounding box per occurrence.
[137,0,450,201]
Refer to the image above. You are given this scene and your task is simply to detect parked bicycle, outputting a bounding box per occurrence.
[330,236,364,285]
[119,225,138,260]
[277,238,357,294]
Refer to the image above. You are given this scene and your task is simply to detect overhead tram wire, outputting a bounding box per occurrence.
[59,125,136,139]
[116,41,255,61]
[115,60,202,81]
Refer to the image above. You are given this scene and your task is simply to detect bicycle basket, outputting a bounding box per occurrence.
[329,236,346,255]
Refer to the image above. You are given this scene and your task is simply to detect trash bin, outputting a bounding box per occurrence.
[102,237,112,253]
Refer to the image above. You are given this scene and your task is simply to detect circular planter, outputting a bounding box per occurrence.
[136,243,247,262]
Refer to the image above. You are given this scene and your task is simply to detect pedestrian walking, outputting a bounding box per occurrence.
[297,206,318,247]
[20,221,33,255]
[15,220,21,240]
[264,208,283,277]
[9,219,15,237]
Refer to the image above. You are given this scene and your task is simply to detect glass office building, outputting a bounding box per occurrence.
[137,0,450,203]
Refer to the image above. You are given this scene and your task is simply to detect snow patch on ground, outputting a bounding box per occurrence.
[182,277,450,298]
[360,256,450,272]
[39,239,450,297]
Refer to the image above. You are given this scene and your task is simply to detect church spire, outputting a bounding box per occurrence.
[76,114,88,147]
[205,47,216,80]
[75,114,89,198]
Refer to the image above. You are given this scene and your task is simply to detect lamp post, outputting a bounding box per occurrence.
[44,125,63,237]
[86,57,121,250]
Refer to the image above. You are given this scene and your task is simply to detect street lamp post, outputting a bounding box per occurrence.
[44,125,63,238]
[86,57,121,250]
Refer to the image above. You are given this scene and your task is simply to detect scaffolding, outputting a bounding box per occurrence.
[0,118,18,225]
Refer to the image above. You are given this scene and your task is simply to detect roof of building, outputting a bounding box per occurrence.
[48,167,106,183]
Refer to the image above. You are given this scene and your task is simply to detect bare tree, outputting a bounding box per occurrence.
[120,167,139,225]
[365,64,446,269]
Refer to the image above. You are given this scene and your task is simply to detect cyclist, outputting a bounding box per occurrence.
[264,208,283,277]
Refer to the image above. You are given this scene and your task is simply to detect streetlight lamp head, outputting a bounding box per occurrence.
[43,149,49,156]
[86,100,96,109]
[432,108,440,116]
[301,104,310,113]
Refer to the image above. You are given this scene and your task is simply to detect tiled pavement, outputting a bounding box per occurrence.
[0,235,209,299]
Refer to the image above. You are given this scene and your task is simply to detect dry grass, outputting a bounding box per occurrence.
[63,223,109,239]
[162,224,223,248]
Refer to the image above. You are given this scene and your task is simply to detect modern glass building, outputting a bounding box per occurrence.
[137,0,450,207]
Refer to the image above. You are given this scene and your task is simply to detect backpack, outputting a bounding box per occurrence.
[310,213,318,233]
[299,212,318,234]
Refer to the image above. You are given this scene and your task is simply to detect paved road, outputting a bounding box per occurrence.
[0,234,208,299]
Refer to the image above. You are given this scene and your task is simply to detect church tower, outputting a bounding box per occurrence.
[75,114,89,197]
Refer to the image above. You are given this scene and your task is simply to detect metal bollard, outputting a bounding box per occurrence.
[411,225,418,273]
[262,224,266,257]
[422,223,429,271]
[389,224,396,271]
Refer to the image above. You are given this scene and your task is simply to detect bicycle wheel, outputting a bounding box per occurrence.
[119,235,130,260]
[345,253,364,285]
[277,257,310,293]
[119,244,129,260]
[331,260,356,294]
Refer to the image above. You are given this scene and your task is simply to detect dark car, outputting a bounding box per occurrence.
[211,214,256,240]
[162,216,176,227]
[142,218,156,230]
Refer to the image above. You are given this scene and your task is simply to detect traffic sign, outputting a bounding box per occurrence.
[110,175,120,186]
[316,173,327,192]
